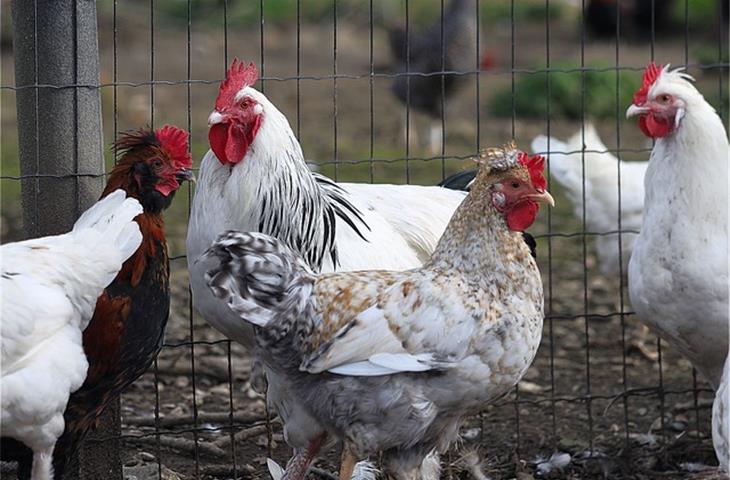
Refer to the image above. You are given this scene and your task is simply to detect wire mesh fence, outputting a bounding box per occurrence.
[1,0,729,478]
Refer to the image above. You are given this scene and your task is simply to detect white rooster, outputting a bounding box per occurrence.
[0,190,143,480]
[531,124,647,276]
[187,60,473,478]
[626,63,728,391]
[202,144,551,480]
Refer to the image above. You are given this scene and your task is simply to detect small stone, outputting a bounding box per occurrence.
[174,376,189,389]
[461,427,481,440]
[139,452,156,462]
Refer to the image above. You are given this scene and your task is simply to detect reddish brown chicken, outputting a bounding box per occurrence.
[0,125,192,480]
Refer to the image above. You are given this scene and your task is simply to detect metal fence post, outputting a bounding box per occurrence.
[11,1,121,479]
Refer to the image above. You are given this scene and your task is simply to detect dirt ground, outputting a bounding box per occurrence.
[1,2,728,479]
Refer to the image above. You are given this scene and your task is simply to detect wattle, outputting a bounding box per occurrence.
[507,201,539,231]
[209,123,229,164]
[155,176,179,197]
[208,119,261,166]
[639,113,672,138]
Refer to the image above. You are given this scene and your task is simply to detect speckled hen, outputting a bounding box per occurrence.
[202,143,553,480]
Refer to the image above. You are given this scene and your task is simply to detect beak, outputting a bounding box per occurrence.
[530,189,555,207]
[177,168,195,184]
[626,104,649,119]
[208,111,225,126]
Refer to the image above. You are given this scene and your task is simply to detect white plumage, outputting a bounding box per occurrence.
[532,124,647,275]
[627,65,728,391]
[1,190,143,480]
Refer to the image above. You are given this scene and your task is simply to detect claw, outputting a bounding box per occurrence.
[268,458,286,480]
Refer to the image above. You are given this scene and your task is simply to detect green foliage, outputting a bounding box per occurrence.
[671,0,721,28]
[489,65,641,120]
[151,0,566,27]
[480,0,566,23]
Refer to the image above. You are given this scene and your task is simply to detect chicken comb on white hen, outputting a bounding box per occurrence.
[203,142,552,480]
[531,125,647,276]
[626,63,728,392]
[1,190,142,480]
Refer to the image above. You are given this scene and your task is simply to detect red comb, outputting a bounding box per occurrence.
[155,125,192,170]
[633,62,664,105]
[215,59,259,111]
[518,151,547,191]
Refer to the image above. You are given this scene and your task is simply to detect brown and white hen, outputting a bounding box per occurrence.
[202,142,552,480]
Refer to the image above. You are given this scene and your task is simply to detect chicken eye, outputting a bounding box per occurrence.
[511,181,520,189]
[151,158,163,169]
[658,94,671,104]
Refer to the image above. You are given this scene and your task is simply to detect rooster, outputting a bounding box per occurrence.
[531,125,647,276]
[0,191,142,480]
[203,143,552,480]
[388,0,477,153]
[2,125,193,480]
[626,63,728,392]
[187,59,480,478]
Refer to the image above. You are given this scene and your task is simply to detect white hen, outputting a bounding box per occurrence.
[626,63,728,389]
[532,125,647,276]
[0,190,143,480]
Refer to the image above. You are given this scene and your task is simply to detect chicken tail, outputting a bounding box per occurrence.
[72,189,143,263]
[203,231,316,338]
[438,169,476,191]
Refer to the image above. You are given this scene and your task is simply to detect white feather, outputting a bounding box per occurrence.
[532,125,646,275]
[0,191,142,472]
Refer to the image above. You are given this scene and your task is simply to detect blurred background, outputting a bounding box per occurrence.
[1,1,729,478]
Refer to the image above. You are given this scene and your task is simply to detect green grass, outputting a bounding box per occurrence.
[489,64,641,121]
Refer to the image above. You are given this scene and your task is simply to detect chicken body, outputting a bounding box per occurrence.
[532,125,647,275]
[627,65,728,389]
[0,190,143,480]
[47,127,193,478]
[203,145,547,477]
[388,0,477,151]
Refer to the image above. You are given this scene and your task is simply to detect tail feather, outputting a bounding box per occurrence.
[204,231,315,336]
[438,170,477,192]
[72,189,143,262]
[531,135,582,193]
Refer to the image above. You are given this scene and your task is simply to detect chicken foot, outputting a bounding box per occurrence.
[280,433,327,480]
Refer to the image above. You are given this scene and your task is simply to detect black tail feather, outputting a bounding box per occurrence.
[438,169,477,192]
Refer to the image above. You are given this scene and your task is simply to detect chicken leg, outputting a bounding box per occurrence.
[339,443,358,480]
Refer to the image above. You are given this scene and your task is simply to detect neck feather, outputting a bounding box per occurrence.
[429,175,531,274]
